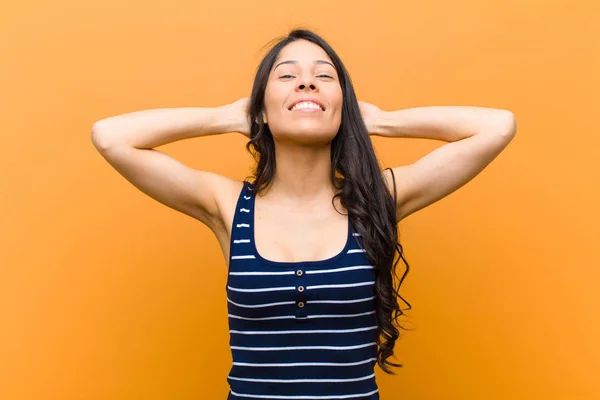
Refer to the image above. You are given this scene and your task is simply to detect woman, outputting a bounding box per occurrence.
[91,29,516,399]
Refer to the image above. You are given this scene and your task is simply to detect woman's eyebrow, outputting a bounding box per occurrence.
[273,59,335,71]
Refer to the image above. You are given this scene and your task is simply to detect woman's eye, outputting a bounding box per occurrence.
[279,74,333,79]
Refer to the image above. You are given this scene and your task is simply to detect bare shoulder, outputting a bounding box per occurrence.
[202,172,244,234]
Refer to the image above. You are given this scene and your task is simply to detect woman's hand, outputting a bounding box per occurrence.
[358,101,382,135]
[223,98,251,138]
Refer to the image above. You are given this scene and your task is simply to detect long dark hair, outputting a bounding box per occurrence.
[244,28,412,374]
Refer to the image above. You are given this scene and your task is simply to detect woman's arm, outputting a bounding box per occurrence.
[369,105,516,141]
[90,99,250,230]
[361,103,517,221]
[91,99,249,150]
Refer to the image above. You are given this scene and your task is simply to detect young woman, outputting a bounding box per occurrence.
[91,29,516,399]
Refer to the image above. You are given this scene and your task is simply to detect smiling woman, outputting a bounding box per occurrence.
[256,40,344,146]
[237,29,409,399]
[91,29,408,400]
[92,26,515,400]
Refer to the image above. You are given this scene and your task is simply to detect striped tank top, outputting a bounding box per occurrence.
[226,180,380,399]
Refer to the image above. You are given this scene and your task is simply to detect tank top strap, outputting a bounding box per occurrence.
[228,180,256,263]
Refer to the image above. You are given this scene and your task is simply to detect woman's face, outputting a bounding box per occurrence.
[262,39,343,145]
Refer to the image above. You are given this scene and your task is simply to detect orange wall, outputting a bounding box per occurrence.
[1,1,598,399]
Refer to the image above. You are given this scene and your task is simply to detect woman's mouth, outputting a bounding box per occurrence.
[289,101,324,112]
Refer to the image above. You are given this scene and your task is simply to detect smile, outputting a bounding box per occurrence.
[290,101,324,112]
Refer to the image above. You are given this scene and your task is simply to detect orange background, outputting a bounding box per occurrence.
[1,1,598,399]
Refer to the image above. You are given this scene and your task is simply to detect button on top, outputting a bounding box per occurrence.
[298,286,305,292]
[296,269,303,276]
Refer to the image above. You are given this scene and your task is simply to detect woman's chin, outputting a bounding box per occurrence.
[273,129,338,145]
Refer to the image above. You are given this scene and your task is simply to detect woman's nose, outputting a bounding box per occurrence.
[297,74,317,91]
[298,83,317,90]
[298,83,317,91]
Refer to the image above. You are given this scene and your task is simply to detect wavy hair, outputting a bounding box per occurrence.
[244,28,412,374]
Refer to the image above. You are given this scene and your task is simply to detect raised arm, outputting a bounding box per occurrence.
[90,99,250,231]
[360,102,517,222]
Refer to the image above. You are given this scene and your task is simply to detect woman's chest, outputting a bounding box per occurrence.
[254,211,349,263]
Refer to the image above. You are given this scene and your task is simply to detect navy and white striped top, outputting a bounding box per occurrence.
[226,180,380,399]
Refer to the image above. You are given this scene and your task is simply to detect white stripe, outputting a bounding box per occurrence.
[352,232,361,236]
[228,281,374,293]
[240,208,250,213]
[306,265,374,274]
[233,357,377,367]
[227,285,296,293]
[228,298,294,308]
[229,326,377,335]
[231,255,256,260]
[229,281,374,293]
[227,296,374,309]
[229,270,294,276]
[244,196,251,200]
[233,239,251,244]
[310,296,376,304]
[229,314,294,321]
[228,372,374,384]
[229,389,379,399]
[236,223,251,228]
[228,280,373,293]
[231,342,376,351]
[228,310,375,321]
[308,311,376,319]
[347,249,366,253]
[229,265,372,276]
[307,281,374,290]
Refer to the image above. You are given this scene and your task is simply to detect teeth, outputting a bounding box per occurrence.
[291,101,322,111]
